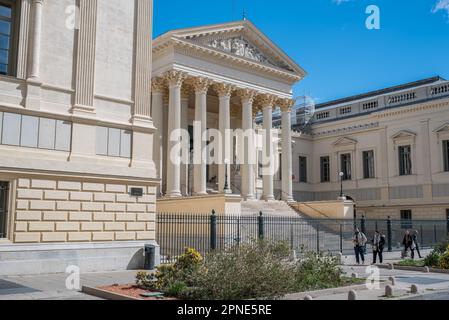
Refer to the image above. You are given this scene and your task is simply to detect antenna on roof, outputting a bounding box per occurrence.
[242,9,247,20]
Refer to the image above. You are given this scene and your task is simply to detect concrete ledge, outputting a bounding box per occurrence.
[282,283,369,300]
[377,264,449,274]
[0,241,160,276]
[82,285,140,301]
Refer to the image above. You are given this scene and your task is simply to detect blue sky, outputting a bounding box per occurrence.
[153,0,449,103]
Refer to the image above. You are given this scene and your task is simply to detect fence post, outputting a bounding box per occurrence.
[434,224,437,244]
[210,210,217,251]
[387,216,392,252]
[258,211,264,240]
[340,224,343,253]
[420,224,424,246]
[316,225,320,253]
[447,215,449,235]
[361,215,366,235]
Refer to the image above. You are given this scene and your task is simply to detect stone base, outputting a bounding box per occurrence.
[0,241,160,276]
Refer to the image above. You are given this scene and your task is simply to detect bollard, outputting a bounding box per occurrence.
[411,284,419,294]
[385,285,394,298]
[351,273,358,279]
[424,266,430,273]
[303,295,313,300]
[348,290,357,301]
[388,263,394,270]
[336,252,343,265]
[388,276,396,286]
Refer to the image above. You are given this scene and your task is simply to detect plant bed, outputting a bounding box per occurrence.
[83,284,177,301]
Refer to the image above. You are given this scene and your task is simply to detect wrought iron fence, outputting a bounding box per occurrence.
[156,211,449,264]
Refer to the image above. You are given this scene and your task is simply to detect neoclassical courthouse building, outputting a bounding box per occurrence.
[0,0,449,275]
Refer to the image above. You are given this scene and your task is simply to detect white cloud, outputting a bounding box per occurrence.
[433,0,449,20]
[333,0,351,5]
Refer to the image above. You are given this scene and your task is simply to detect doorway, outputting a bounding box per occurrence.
[0,181,9,238]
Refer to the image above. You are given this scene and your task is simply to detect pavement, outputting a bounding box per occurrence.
[0,270,138,300]
[1,249,449,300]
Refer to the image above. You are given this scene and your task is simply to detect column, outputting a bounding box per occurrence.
[238,89,257,200]
[192,77,211,196]
[72,0,98,115]
[180,87,190,196]
[261,95,276,201]
[215,83,234,194]
[28,0,44,81]
[132,0,153,122]
[151,78,166,197]
[280,99,294,202]
[25,0,45,110]
[165,70,186,198]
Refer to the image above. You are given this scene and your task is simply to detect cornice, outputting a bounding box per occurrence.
[376,100,449,119]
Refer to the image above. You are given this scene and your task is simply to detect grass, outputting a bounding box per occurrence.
[396,259,425,267]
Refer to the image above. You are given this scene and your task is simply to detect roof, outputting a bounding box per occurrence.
[315,76,446,109]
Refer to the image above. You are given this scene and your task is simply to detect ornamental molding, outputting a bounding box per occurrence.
[311,122,380,138]
[332,136,358,147]
[163,70,187,87]
[434,123,449,134]
[391,130,417,141]
[187,77,213,94]
[376,100,449,119]
[151,77,166,93]
[255,93,277,109]
[213,83,236,98]
[236,88,258,104]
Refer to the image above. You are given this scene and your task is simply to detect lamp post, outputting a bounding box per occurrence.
[339,171,344,198]
[224,158,230,194]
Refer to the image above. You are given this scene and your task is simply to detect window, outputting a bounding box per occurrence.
[443,140,449,172]
[363,150,375,179]
[96,126,132,158]
[399,145,412,176]
[0,112,72,151]
[339,106,352,115]
[400,210,413,230]
[362,101,378,110]
[299,156,307,183]
[340,153,351,180]
[320,156,330,183]
[0,1,18,76]
[0,181,8,238]
[316,112,329,120]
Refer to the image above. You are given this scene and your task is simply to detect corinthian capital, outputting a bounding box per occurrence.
[236,88,257,104]
[213,83,235,98]
[255,93,277,110]
[278,98,295,113]
[151,77,166,93]
[188,77,212,94]
[164,70,186,88]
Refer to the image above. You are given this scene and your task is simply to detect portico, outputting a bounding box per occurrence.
[151,20,305,202]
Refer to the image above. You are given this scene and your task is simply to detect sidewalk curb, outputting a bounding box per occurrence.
[377,264,449,274]
[82,286,140,301]
[282,283,369,300]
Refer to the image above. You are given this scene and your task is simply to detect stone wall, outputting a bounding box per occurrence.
[12,177,156,243]
[358,205,448,220]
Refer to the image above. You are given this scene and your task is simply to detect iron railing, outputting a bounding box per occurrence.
[156,211,449,264]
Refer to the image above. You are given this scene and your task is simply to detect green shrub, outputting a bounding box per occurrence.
[440,252,449,270]
[190,241,295,300]
[293,251,342,291]
[435,240,449,254]
[424,250,441,267]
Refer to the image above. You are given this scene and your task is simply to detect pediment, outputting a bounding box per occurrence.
[332,137,358,146]
[434,123,449,134]
[391,130,416,140]
[154,20,305,77]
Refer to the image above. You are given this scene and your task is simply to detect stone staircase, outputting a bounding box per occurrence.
[240,200,353,253]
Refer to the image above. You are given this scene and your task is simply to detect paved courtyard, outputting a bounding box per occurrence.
[0,270,138,300]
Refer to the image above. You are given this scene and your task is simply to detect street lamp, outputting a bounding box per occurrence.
[224,159,230,194]
[339,171,344,198]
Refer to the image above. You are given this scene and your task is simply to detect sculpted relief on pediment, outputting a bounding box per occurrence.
[201,36,293,72]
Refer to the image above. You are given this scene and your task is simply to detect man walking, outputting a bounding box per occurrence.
[372,230,386,264]
[412,230,423,259]
[353,228,367,265]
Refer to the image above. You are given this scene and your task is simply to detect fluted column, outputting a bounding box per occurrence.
[151,78,166,196]
[73,0,98,115]
[260,94,276,201]
[132,0,153,121]
[28,0,44,81]
[280,99,294,202]
[180,86,190,196]
[215,83,234,194]
[165,71,186,198]
[238,89,257,200]
[192,77,211,196]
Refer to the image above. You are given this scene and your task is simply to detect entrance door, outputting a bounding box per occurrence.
[0,182,9,238]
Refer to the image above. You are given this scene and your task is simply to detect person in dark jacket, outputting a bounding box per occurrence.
[402,230,414,259]
[372,230,386,264]
[412,230,423,259]
[353,228,367,265]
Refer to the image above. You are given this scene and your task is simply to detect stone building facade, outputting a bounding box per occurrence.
[0,0,157,275]
[290,77,449,221]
